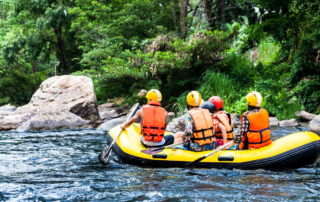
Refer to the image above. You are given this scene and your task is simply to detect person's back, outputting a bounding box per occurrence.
[121,89,174,147]
[174,91,215,151]
[234,91,272,150]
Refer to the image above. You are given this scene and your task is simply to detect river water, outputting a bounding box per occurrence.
[1,126,320,201]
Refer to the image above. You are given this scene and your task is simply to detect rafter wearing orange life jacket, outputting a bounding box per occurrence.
[239,108,272,149]
[141,101,166,142]
[189,108,215,146]
[213,111,234,142]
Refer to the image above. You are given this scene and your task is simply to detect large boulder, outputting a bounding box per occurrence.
[279,119,299,127]
[0,104,16,119]
[301,111,317,121]
[269,117,279,126]
[310,115,320,136]
[0,76,100,131]
[166,114,188,133]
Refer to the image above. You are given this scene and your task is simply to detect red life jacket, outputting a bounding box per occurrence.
[239,108,272,149]
[212,111,234,142]
[141,101,166,142]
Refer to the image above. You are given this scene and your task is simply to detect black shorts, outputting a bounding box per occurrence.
[141,135,174,148]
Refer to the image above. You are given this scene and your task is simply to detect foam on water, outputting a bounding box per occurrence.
[0,126,320,201]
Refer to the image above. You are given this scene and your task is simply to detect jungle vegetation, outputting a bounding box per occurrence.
[0,0,319,120]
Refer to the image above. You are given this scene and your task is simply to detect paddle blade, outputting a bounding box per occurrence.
[98,145,113,165]
[185,156,206,168]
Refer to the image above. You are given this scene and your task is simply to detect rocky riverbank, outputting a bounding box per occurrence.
[0,82,319,136]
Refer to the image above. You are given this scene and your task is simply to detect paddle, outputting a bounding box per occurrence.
[141,142,184,155]
[98,102,140,165]
[185,140,234,168]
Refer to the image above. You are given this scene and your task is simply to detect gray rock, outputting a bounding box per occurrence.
[279,119,299,127]
[120,104,131,112]
[301,111,317,121]
[269,117,279,126]
[0,76,100,131]
[98,103,118,111]
[98,117,127,131]
[137,89,147,98]
[0,104,16,112]
[100,110,119,121]
[0,104,17,119]
[16,107,89,132]
[231,114,240,128]
[166,113,188,133]
[310,115,320,136]
[168,112,175,119]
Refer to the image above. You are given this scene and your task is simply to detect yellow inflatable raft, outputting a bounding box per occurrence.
[107,123,320,169]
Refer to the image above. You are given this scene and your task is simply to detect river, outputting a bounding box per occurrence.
[0,126,319,201]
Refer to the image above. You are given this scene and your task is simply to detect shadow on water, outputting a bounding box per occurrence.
[1,126,320,201]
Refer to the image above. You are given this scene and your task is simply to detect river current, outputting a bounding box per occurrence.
[1,126,319,201]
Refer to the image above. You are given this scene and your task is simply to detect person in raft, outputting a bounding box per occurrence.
[208,96,234,148]
[174,91,215,151]
[233,91,272,150]
[120,89,174,148]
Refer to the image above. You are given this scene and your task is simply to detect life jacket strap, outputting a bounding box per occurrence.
[143,126,165,130]
[191,126,214,142]
[241,137,272,144]
[215,129,234,134]
[143,133,165,141]
[216,137,234,140]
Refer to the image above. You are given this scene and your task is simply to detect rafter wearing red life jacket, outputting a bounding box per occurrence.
[239,108,272,149]
[141,101,166,142]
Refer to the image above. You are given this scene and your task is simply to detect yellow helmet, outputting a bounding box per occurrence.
[187,91,202,107]
[146,89,162,102]
[246,91,263,107]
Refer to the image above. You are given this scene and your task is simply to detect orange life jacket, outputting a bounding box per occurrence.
[239,108,272,149]
[213,111,234,142]
[141,101,166,142]
[189,108,215,146]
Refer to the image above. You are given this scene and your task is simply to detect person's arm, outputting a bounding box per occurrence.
[219,123,227,145]
[120,109,142,129]
[233,116,250,144]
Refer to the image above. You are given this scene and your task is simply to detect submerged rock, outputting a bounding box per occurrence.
[269,117,279,126]
[301,111,317,121]
[0,75,100,131]
[279,119,299,127]
[310,115,320,136]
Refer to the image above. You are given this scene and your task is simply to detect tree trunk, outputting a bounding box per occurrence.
[2,0,5,30]
[204,0,214,30]
[180,0,186,38]
[221,0,226,31]
[259,8,264,24]
[171,0,177,28]
[55,25,68,75]
[188,0,202,28]
[198,3,202,29]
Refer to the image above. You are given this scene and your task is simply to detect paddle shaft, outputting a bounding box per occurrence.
[185,141,234,167]
[152,141,183,151]
[103,102,140,159]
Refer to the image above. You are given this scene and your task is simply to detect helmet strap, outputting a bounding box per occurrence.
[248,105,260,111]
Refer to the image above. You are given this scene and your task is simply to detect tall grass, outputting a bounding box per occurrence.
[257,38,280,64]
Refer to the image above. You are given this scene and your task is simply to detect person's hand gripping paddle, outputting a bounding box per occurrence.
[185,141,234,168]
[98,102,140,165]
